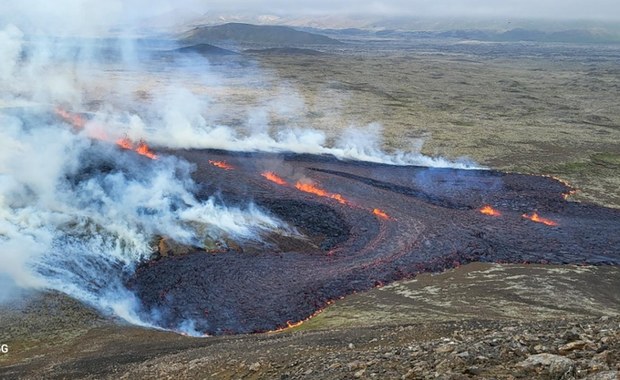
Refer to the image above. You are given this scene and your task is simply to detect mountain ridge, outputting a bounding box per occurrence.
[181,22,342,46]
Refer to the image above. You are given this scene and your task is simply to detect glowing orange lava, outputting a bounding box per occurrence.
[261,171,288,186]
[522,212,558,226]
[563,189,578,201]
[56,107,158,159]
[116,137,133,150]
[372,208,390,220]
[115,138,158,160]
[268,300,334,333]
[480,205,502,217]
[135,141,158,160]
[55,107,86,129]
[295,181,349,205]
[209,160,234,170]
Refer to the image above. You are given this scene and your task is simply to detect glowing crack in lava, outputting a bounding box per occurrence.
[294,181,350,205]
[135,141,158,160]
[209,160,234,170]
[117,137,158,160]
[56,107,158,159]
[480,205,502,217]
[55,107,86,129]
[522,212,559,226]
[261,171,288,186]
[372,208,390,220]
[127,150,620,335]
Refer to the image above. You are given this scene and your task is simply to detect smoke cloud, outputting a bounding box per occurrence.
[0,23,287,324]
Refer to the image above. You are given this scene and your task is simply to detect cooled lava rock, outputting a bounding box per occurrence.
[127,150,620,335]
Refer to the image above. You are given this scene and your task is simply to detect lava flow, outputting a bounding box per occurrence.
[372,208,390,220]
[295,181,350,205]
[135,141,158,160]
[55,107,87,129]
[56,107,158,159]
[522,212,559,226]
[480,205,502,217]
[261,171,288,186]
[209,160,234,170]
[128,150,620,335]
[116,138,158,159]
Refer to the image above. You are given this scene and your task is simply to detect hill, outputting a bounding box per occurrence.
[174,43,238,55]
[181,22,342,46]
[243,47,325,56]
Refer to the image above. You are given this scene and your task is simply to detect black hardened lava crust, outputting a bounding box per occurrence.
[127,149,620,335]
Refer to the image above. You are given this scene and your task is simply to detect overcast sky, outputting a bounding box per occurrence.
[200,0,620,20]
[1,0,618,35]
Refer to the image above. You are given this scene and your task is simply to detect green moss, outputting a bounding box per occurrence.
[550,161,592,174]
[450,120,476,127]
[591,152,620,167]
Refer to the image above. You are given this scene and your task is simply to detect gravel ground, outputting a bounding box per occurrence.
[1,264,618,379]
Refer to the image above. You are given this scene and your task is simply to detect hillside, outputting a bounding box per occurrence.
[174,43,238,55]
[181,22,342,46]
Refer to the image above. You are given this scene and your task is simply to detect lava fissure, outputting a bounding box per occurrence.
[309,167,471,210]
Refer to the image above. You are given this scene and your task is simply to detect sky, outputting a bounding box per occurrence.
[0,0,618,35]
[200,0,620,20]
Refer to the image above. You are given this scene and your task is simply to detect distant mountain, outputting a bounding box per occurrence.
[496,28,619,43]
[174,43,238,55]
[180,23,342,46]
[357,27,620,44]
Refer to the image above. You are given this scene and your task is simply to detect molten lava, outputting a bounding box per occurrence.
[295,181,350,205]
[116,137,133,150]
[55,107,86,129]
[522,212,558,226]
[372,208,390,220]
[56,107,158,159]
[209,160,234,170]
[563,189,578,201]
[115,137,158,160]
[268,300,334,333]
[480,205,502,217]
[135,141,158,160]
[261,171,288,186]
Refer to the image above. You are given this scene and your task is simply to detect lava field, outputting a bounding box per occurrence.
[128,149,620,335]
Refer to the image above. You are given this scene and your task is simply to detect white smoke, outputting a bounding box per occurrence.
[0,24,287,326]
[104,86,479,170]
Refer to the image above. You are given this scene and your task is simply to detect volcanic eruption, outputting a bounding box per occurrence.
[127,149,620,335]
[1,16,619,339]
